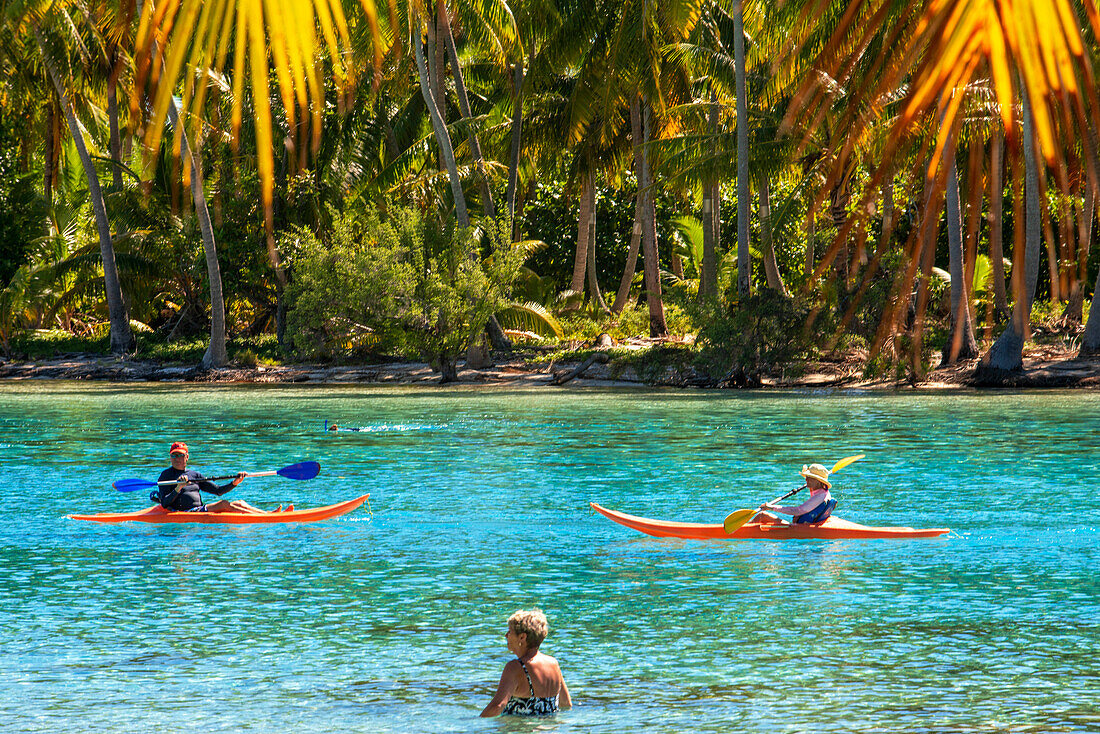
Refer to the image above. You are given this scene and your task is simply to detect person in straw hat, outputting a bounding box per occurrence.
[757,462,837,525]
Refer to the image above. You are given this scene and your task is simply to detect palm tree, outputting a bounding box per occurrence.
[781,0,1100,377]
[32,16,134,353]
[942,154,978,363]
[976,96,1043,378]
[567,0,701,335]
[166,100,228,367]
[731,0,749,297]
[131,0,380,285]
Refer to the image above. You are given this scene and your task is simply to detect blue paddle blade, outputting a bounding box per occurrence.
[277,461,321,481]
[114,478,158,492]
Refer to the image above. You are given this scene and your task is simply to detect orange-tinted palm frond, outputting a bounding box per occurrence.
[787,0,1100,175]
[131,0,389,267]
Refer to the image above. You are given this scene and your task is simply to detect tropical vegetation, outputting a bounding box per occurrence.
[1,0,1098,384]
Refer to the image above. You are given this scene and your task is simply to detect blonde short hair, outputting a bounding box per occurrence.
[508,608,549,648]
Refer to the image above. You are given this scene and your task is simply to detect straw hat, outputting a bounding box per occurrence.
[800,463,831,488]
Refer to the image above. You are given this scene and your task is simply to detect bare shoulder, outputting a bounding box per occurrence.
[534,652,563,673]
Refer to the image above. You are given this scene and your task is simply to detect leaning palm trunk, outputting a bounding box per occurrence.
[505,61,524,224]
[441,13,496,218]
[570,171,591,294]
[613,199,644,314]
[733,0,751,298]
[584,169,609,312]
[414,28,469,227]
[759,176,788,295]
[167,100,227,368]
[640,99,667,336]
[943,157,978,363]
[38,31,133,354]
[976,98,1042,379]
[107,59,124,192]
[1064,186,1095,323]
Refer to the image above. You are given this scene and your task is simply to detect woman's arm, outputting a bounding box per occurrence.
[480,663,517,717]
[772,492,826,516]
[557,670,572,710]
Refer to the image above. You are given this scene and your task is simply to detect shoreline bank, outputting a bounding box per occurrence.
[3,348,1100,389]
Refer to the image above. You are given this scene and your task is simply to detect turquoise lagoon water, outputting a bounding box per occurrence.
[1,383,1098,733]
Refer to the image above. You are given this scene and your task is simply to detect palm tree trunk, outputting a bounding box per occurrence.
[641,99,667,336]
[38,31,133,354]
[570,172,591,294]
[613,98,645,314]
[107,58,123,192]
[44,101,55,206]
[584,169,608,311]
[759,175,788,295]
[977,98,1042,379]
[414,26,469,227]
[943,156,978,363]
[989,128,1010,318]
[876,176,895,259]
[805,207,815,274]
[1080,247,1100,356]
[614,200,643,315]
[1043,207,1061,303]
[1078,189,1100,355]
[1064,185,1095,322]
[432,5,447,132]
[441,12,496,218]
[700,95,719,300]
[733,0,751,297]
[167,100,227,368]
[505,61,525,224]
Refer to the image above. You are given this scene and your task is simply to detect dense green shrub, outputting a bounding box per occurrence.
[284,209,524,380]
[694,291,817,380]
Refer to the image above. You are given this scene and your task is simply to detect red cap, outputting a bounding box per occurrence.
[169,441,189,456]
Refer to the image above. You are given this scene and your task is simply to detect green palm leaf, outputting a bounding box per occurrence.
[495,300,563,338]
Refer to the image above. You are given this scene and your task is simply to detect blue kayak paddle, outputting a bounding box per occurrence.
[112,461,321,492]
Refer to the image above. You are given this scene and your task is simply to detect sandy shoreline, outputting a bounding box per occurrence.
[3,348,1100,389]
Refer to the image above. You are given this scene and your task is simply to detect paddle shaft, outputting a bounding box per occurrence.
[153,471,259,486]
[766,485,808,507]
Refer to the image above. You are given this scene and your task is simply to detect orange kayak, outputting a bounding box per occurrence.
[69,495,369,524]
[590,502,949,540]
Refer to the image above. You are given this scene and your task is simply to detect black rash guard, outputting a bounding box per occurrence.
[156,468,236,511]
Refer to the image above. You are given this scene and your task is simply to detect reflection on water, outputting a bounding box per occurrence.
[0,384,1098,732]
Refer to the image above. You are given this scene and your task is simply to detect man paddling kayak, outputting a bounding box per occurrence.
[157,442,267,514]
[756,463,837,525]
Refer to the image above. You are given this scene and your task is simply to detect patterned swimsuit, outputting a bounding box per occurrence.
[501,660,559,716]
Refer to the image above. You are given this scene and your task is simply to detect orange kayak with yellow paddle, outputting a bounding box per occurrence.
[70,495,369,524]
[590,502,949,540]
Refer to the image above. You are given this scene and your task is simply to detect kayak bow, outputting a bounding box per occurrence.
[69,495,369,524]
[590,502,949,540]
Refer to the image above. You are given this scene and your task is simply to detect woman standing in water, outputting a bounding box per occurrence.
[480,609,572,717]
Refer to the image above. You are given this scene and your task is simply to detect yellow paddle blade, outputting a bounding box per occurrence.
[723,508,756,534]
[830,454,865,474]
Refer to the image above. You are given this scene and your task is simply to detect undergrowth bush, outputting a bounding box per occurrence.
[284,209,524,380]
[557,302,693,342]
[694,291,818,379]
